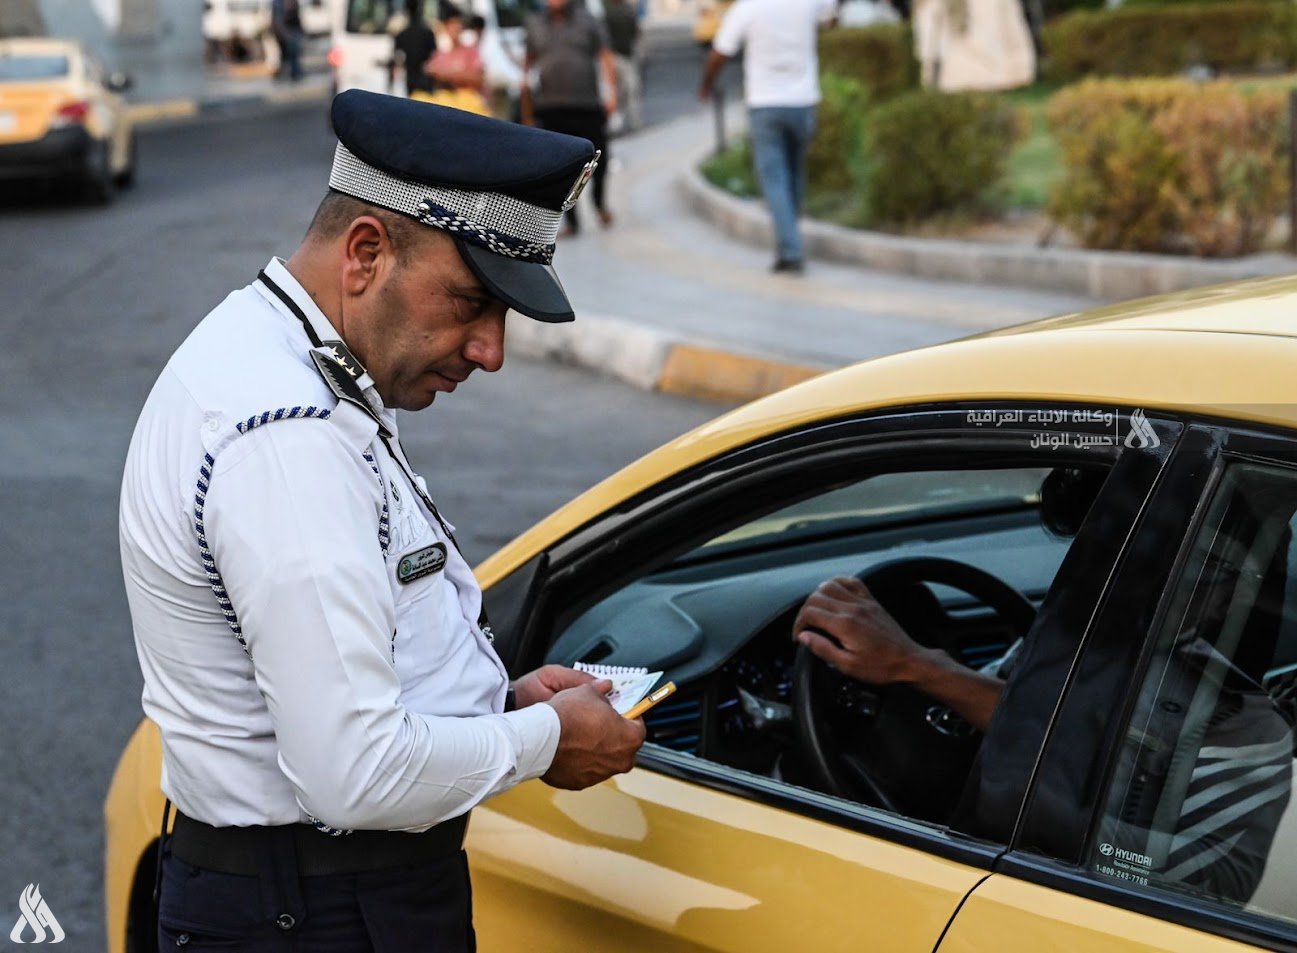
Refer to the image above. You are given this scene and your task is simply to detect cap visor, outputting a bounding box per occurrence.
[455,240,575,323]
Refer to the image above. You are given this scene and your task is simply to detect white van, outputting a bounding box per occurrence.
[202,0,272,53]
[330,0,603,107]
[203,0,332,50]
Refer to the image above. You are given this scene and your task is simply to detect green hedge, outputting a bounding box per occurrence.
[818,23,917,101]
[703,87,1021,229]
[807,74,870,193]
[1047,79,1289,255]
[1042,1,1297,81]
[859,90,1022,225]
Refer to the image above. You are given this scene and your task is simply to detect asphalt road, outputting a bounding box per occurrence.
[0,58,721,948]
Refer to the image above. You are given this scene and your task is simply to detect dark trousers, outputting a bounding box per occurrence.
[157,844,476,951]
[536,107,608,231]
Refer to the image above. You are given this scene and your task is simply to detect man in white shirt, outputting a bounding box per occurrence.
[699,0,837,273]
[119,90,642,951]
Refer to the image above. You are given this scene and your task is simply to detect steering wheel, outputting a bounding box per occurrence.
[792,556,1037,816]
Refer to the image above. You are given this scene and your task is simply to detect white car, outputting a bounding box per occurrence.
[202,0,271,45]
[203,0,332,47]
[330,0,602,109]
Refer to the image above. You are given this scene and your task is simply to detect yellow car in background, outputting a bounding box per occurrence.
[692,0,734,46]
[0,37,136,202]
[106,276,1297,952]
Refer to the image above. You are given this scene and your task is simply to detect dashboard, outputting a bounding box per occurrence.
[544,506,1070,774]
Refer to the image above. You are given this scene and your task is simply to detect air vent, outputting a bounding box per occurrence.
[644,696,702,754]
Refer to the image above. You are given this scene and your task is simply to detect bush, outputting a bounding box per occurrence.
[699,138,758,198]
[807,74,870,193]
[1042,2,1297,82]
[818,23,918,101]
[857,89,1022,225]
[1047,79,1288,255]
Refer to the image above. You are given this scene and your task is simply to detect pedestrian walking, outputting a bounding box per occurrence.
[271,0,303,82]
[421,8,491,116]
[120,90,644,951]
[393,0,438,96]
[522,0,619,234]
[699,0,838,273]
[604,0,643,131]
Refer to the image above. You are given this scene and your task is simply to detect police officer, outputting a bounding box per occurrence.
[119,90,643,951]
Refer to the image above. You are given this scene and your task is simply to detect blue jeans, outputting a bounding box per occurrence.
[748,106,816,263]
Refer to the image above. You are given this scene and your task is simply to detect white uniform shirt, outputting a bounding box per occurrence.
[119,258,560,831]
[712,0,837,108]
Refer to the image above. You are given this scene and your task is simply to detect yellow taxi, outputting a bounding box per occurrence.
[106,276,1297,951]
[692,0,735,46]
[0,37,136,202]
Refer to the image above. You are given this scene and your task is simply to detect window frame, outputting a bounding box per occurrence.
[485,402,1176,867]
[1002,420,1297,951]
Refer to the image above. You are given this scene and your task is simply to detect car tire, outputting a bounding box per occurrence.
[84,140,114,204]
[115,132,138,189]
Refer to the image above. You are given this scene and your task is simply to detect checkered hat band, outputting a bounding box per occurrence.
[329,144,560,263]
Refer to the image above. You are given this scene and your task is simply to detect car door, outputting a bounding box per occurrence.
[467,404,1179,952]
[939,423,1297,952]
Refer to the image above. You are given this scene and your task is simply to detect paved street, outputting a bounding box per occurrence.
[0,25,1096,947]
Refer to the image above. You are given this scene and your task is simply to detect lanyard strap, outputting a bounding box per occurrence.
[255,270,492,635]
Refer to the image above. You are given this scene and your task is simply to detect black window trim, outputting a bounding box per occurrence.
[1001,422,1297,951]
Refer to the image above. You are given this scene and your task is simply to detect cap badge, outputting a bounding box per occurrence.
[562,151,601,211]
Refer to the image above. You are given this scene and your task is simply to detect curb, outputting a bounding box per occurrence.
[125,81,330,128]
[506,312,826,405]
[679,163,1297,301]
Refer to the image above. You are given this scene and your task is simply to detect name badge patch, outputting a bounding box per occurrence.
[397,543,447,584]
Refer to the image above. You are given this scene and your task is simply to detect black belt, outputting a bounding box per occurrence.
[169,811,470,877]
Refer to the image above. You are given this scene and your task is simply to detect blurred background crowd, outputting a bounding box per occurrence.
[1,0,1295,258]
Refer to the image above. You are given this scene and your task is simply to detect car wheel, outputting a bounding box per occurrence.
[115,132,138,189]
[85,140,114,205]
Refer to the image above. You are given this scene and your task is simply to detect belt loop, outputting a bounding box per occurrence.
[152,799,173,906]
[258,826,307,934]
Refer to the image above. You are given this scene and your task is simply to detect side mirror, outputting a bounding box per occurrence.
[107,72,134,93]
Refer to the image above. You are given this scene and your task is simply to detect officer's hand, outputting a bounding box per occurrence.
[512,665,595,708]
[542,683,647,790]
[792,576,931,686]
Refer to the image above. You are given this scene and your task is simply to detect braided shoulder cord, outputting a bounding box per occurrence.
[193,405,390,837]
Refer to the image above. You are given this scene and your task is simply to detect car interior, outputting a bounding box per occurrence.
[544,463,1112,827]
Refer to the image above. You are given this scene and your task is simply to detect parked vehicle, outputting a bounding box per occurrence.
[0,37,135,202]
[692,0,732,46]
[202,0,271,60]
[203,0,332,62]
[329,0,601,113]
[106,276,1297,951]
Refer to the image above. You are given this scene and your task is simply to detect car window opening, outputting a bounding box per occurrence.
[545,462,1114,839]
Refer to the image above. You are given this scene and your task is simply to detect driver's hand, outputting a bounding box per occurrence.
[792,576,933,686]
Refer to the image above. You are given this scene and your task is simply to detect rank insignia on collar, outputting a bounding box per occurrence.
[321,339,363,380]
[562,151,601,211]
[309,349,390,437]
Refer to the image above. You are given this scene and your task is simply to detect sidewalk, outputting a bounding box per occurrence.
[508,105,1100,403]
[123,55,333,125]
